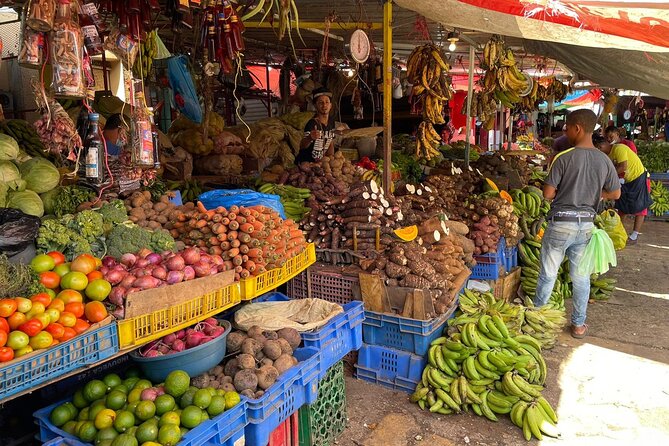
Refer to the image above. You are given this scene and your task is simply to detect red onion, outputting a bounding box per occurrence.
[108,287,127,306]
[137,248,152,258]
[126,287,139,294]
[100,266,109,275]
[172,339,185,352]
[166,270,184,285]
[166,255,185,272]
[102,256,117,268]
[134,258,149,269]
[210,256,224,266]
[111,306,125,319]
[133,276,161,290]
[152,266,167,280]
[105,270,126,285]
[183,266,195,281]
[120,275,137,288]
[208,268,219,276]
[120,253,137,267]
[146,253,162,265]
[161,251,173,259]
[192,262,211,278]
[181,247,201,265]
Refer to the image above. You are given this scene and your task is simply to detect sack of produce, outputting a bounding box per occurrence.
[233,298,343,332]
[0,208,41,257]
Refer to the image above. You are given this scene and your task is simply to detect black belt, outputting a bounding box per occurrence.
[551,216,593,222]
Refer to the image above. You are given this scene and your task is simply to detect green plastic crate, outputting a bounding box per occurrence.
[298,361,347,446]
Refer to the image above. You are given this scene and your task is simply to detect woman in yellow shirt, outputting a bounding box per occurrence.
[594,134,652,244]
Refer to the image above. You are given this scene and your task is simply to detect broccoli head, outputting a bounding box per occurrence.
[98,200,129,226]
[74,210,105,242]
[151,229,176,253]
[106,224,175,258]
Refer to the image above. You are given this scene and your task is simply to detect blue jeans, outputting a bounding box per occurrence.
[533,221,594,326]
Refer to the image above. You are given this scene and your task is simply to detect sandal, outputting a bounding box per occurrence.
[571,324,588,339]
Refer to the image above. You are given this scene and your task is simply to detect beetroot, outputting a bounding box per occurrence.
[185,331,205,348]
[144,350,162,357]
[175,329,186,340]
[163,333,177,344]
[172,339,185,352]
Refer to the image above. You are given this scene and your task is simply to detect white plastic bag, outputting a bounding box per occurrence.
[234,298,343,332]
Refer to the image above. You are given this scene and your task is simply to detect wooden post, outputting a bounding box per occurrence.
[464,45,475,169]
[382,0,393,196]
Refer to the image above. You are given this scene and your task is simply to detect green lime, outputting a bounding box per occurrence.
[200,410,209,421]
[164,370,191,398]
[180,426,189,437]
[63,402,79,419]
[193,389,212,410]
[159,411,181,427]
[113,410,135,433]
[89,402,106,422]
[126,426,138,437]
[224,391,241,410]
[125,401,140,415]
[106,390,127,410]
[135,400,156,421]
[205,387,217,396]
[97,440,113,446]
[180,405,203,429]
[132,379,152,391]
[72,389,89,409]
[50,404,73,427]
[158,424,182,446]
[215,389,226,397]
[77,407,90,421]
[154,394,176,416]
[77,420,98,443]
[127,387,143,404]
[62,420,78,435]
[83,380,108,402]
[110,433,138,446]
[179,388,197,409]
[95,426,119,444]
[102,373,123,390]
[111,384,129,394]
[122,377,140,390]
[135,419,159,443]
[207,395,226,417]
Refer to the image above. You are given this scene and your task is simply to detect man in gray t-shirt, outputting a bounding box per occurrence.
[534,109,621,339]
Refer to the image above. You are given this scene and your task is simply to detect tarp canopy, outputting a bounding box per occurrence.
[524,40,669,99]
[395,0,669,52]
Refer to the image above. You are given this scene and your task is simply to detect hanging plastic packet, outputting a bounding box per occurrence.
[51,0,85,98]
[131,90,155,167]
[18,21,45,68]
[78,1,103,56]
[26,0,56,32]
[104,27,139,69]
[167,55,203,124]
[577,228,617,276]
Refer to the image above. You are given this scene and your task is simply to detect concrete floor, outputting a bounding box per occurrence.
[338,220,669,446]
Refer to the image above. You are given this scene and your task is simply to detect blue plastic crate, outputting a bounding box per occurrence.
[354,344,426,394]
[253,292,364,379]
[43,438,82,446]
[503,244,518,272]
[650,172,669,181]
[362,300,455,356]
[0,320,118,403]
[471,238,506,280]
[34,391,248,446]
[245,346,320,446]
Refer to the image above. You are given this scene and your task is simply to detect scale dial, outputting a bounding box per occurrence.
[350,29,370,64]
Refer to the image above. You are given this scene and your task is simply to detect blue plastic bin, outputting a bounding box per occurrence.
[355,344,425,394]
[503,243,518,272]
[470,238,506,280]
[34,393,248,446]
[0,320,118,403]
[252,292,364,379]
[245,347,320,446]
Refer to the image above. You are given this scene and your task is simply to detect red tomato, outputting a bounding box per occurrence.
[70,254,98,275]
[56,290,83,305]
[31,293,52,307]
[0,299,17,318]
[39,271,61,289]
[87,271,104,282]
[58,312,77,328]
[0,318,9,333]
[60,327,77,341]
[18,319,43,337]
[84,301,108,323]
[0,331,6,348]
[46,251,66,266]
[64,302,84,318]
[0,347,14,362]
[73,318,90,334]
[45,323,65,340]
[8,312,27,330]
[48,298,65,312]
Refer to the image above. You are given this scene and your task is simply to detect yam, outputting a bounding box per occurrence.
[263,340,283,360]
[442,220,469,236]
[234,369,259,392]
[224,358,241,377]
[226,332,247,352]
[276,328,301,350]
[276,338,293,356]
[241,338,263,356]
[255,365,279,390]
[274,354,296,374]
[237,353,256,370]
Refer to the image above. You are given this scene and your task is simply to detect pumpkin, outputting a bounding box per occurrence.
[393,225,418,241]
[500,190,513,204]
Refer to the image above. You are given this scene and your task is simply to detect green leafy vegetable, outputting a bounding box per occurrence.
[19,157,60,193]
[0,160,20,182]
[0,134,20,161]
[46,185,95,217]
[0,254,44,298]
[98,199,129,226]
[7,190,44,217]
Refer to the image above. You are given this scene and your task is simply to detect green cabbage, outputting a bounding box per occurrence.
[0,182,7,207]
[19,158,60,193]
[7,189,44,217]
[0,160,20,182]
[0,134,20,161]
[40,188,60,216]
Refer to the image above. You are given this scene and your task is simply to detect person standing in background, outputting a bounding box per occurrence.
[296,88,336,163]
[605,125,637,154]
[593,134,652,245]
[535,109,620,339]
[102,114,124,157]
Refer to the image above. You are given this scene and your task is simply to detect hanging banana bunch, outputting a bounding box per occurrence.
[133,29,158,79]
[407,44,453,161]
[480,35,529,109]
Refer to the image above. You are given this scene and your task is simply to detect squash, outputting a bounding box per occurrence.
[393,225,418,241]
[499,190,513,204]
[483,178,499,192]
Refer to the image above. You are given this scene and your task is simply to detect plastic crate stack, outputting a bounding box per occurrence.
[470,237,507,280]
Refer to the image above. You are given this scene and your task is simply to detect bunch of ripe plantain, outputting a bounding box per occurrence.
[412,289,561,440]
[415,121,443,161]
[407,43,453,125]
[480,35,530,107]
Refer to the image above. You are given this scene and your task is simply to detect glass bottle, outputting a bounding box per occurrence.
[26,0,56,32]
[132,92,155,167]
[51,0,84,98]
[83,113,105,184]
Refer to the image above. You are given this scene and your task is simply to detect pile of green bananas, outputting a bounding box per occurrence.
[0,119,48,158]
[134,29,158,78]
[167,179,202,203]
[649,180,669,216]
[412,289,561,440]
[518,237,568,311]
[510,187,550,219]
[590,274,617,300]
[257,183,312,222]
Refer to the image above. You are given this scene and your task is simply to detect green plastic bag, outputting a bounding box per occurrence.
[578,228,617,276]
[597,209,627,250]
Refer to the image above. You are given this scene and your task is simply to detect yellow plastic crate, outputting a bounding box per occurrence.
[117,283,240,349]
[240,243,316,300]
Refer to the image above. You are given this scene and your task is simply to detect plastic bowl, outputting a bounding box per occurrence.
[130,320,231,383]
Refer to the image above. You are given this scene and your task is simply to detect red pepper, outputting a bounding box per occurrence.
[18,319,43,337]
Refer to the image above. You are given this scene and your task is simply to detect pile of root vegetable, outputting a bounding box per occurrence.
[193,325,302,400]
[166,202,308,281]
[462,195,521,255]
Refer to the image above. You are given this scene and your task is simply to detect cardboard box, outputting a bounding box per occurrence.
[493,267,521,302]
